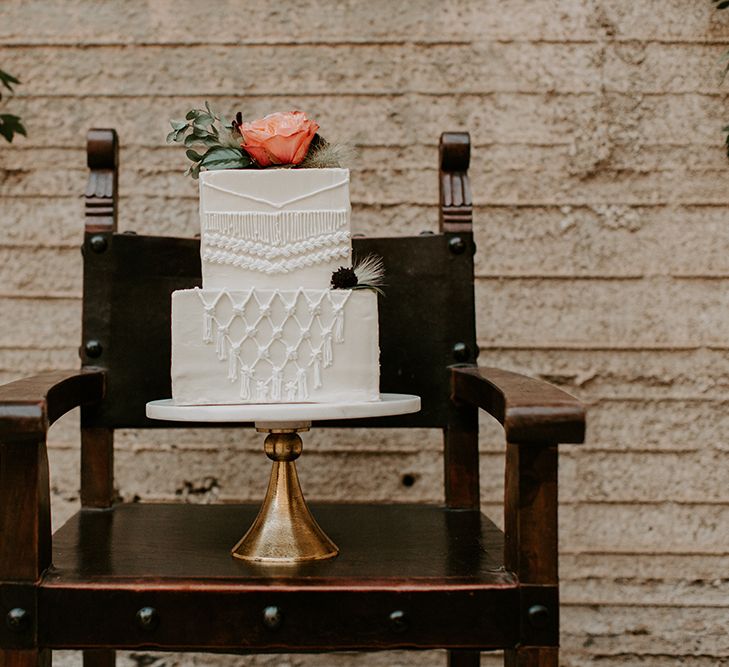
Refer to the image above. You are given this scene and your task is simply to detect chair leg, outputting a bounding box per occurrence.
[504,647,558,667]
[0,649,51,666]
[448,649,480,666]
[83,649,115,667]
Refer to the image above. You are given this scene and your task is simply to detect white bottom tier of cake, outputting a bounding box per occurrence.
[171,287,380,405]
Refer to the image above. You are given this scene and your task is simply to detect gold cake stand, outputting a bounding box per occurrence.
[146,395,420,563]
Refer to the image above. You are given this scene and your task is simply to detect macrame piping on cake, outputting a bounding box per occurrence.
[202,174,349,210]
[202,209,351,274]
[201,290,227,343]
[204,210,348,245]
[202,246,350,274]
[195,288,351,402]
[204,229,350,260]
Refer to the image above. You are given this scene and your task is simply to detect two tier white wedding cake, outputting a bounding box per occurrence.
[168,109,380,405]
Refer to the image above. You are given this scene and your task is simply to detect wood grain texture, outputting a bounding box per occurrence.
[80,130,117,528]
[0,370,104,440]
[504,443,558,585]
[80,427,114,508]
[439,132,472,233]
[0,369,103,585]
[0,439,50,580]
[0,650,50,667]
[41,503,518,651]
[81,649,114,667]
[503,442,560,655]
[443,395,480,510]
[48,503,508,583]
[448,650,480,666]
[84,129,118,233]
[452,367,585,445]
[504,647,557,667]
[439,133,479,513]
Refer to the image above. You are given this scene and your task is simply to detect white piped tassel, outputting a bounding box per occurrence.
[334,308,345,342]
[297,368,308,400]
[313,353,322,389]
[271,369,283,401]
[240,367,251,400]
[203,307,214,343]
[257,381,268,401]
[285,382,296,401]
[228,349,239,382]
[216,325,228,360]
[323,334,333,367]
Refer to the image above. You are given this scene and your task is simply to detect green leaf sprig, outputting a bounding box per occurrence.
[0,69,26,143]
[166,101,251,178]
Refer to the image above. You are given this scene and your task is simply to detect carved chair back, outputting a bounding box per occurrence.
[80,131,477,432]
[78,130,480,511]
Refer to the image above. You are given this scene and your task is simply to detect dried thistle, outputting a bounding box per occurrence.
[299,140,358,169]
[329,254,385,295]
[353,254,385,290]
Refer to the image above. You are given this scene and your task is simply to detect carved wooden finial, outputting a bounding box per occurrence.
[440,132,470,172]
[438,132,472,233]
[87,129,118,170]
[85,128,119,232]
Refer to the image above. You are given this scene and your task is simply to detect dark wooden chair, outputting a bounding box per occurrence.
[0,129,585,667]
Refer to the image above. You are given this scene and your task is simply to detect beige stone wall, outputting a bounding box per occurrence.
[2,1,729,665]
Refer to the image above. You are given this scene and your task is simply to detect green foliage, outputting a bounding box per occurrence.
[0,69,20,91]
[0,114,26,143]
[166,101,251,178]
[0,68,26,143]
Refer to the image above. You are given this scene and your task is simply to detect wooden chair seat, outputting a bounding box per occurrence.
[45,503,520,651]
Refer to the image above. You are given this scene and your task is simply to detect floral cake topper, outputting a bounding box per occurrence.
[167,103,353,178]
[235,111,317,167]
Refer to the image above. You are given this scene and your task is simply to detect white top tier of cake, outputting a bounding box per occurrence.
[199,168,352,290]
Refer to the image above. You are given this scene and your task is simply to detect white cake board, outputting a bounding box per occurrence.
[146,393,420,426]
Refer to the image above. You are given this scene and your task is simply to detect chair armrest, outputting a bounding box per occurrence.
[451,366,585,444]
[0,369,105,441]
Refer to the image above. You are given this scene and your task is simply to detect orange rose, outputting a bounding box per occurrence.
[239,111,319,167]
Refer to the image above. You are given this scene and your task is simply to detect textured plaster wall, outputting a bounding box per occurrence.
[2,1,729,665]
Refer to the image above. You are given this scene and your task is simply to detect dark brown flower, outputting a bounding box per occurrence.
[330,266,358,289]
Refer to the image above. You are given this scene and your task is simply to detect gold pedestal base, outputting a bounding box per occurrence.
[231,427,338,563]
